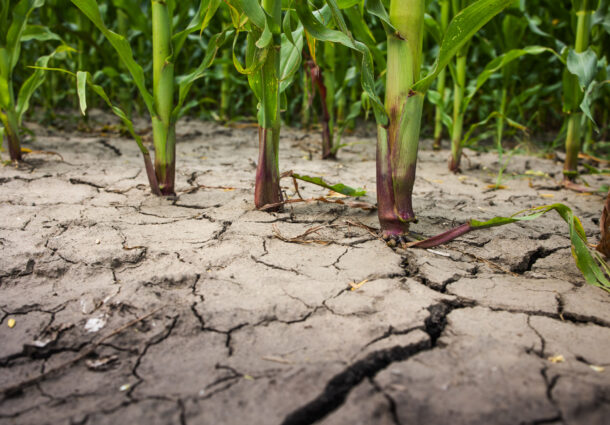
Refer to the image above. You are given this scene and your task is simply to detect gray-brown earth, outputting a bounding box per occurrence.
[1,112,609,425]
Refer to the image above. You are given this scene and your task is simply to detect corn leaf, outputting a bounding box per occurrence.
[413,0,513,93]
[20,25,62,42]
[424,13,443,44]
[38,67,151,156]
[16,45,74,125]
[462,46,556,112]
[172,0,221,57]
[365,0,397,35]
[71,0,154,116]
[567,48,599,90]
[292,173,366,197]
[173,28,234,120]
[295,0,387,126]
[344,6,385,69]
[412,203,610,291]
[581,79,610,126]
[6,0,45,72]
[279,25,304,93]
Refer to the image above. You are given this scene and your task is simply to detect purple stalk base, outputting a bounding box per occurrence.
[409,223,473,249]
[598,189,610,257]
[307,61,335,160]
[254,127,283,211]
[376,146,417,238]
[6,127,22,162]
[448,154,461,173]
[142,152,162,196]
[153,158,176,196]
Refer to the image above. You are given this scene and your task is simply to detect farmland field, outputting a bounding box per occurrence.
[1,0,610,423]
[1,112,609,424]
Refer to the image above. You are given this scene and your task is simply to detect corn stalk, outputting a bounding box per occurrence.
[70,0,224,195]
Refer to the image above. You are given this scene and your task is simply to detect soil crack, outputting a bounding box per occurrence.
[279,300,466,425]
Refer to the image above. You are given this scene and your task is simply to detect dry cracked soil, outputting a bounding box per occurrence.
[0,112,609,425]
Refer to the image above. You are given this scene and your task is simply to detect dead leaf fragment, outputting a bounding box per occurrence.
[86,355,119,371]
[540,193,555,198]
[547,354,565,363]
[589,365,605,373]
[349,279,369,291]
[262,355,293,365]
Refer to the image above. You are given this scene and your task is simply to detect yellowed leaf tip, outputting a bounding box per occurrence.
[349,279,369,291]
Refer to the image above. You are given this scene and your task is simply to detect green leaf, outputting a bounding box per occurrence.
[365,0,397,35]
[173,28,234,120]
[20,25,62,42]
[566,48,598,90]
[292,173,366,197]
[469,204,610,290]
[71,0,154,116]
[5,0,45,72]
[172,0,221,57]
[462,46,555,112]
[424,13,443,44]
[336,0,359,8]
[295,0,387,126]
[413,0,513,93]
[279,25,304,93]
[76,71,87,115]
[232,30,268,76]
[16,45,75,124]
[236,0,266,28]
[581,79,610,126]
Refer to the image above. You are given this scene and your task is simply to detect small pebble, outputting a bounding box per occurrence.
[95,239,101,244]
[7,318,16,328]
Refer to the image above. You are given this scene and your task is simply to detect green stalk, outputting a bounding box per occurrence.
[151,0,175,195]
[432,0,450,150]
[301,68,310,128]
[220,49,230,121]
[377,0,425,237]
[495,85,507,158]
[564,0,591,180]
[449,52,466,172]
[254,0,282,209]
[321,41,335,158]
[0,45,21,161]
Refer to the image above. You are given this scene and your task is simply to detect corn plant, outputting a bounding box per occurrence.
[226,0,303,209]
[561,0,605,181]
[0,0,67,161]
[523,0,609,180]
[69,0,223,195]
